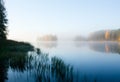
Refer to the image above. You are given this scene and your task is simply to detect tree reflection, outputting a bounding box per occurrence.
[74,41,120,54]
[9,52,27,72]
[89,42,120,54]
[0,40,33,82]
[37,41,57,49]
[0,53,9,82]
[2,41,120,82]
[0,41,75,82]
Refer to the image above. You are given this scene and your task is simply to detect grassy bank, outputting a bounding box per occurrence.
[0,39,34,52]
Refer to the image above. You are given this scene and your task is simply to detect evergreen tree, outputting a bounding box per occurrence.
[0,0,8,39]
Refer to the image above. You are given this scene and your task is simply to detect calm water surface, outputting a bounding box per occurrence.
[6,42,120,82]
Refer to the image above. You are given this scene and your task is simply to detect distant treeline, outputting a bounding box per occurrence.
[75,29,120,41]
[89,29,120,41]
[38,34,58,41]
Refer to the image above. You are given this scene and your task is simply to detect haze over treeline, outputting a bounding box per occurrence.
[36,28,120,42]
[75,29,120,41]
[5,0,120,42]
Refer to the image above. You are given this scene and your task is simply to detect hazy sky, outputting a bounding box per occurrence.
[5,0,120,42]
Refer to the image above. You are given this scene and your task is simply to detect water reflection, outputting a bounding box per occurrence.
[1,41,120,82]
[51,57,73,82]
[37,41,57,49]
[89,42,120,54]
[75,42,120,54]
[0,54,9,82]
[0,45,31,82]
[27,50,74,82]
[74,42,88,48]
[27,51,50,82]
[0,44,75,82]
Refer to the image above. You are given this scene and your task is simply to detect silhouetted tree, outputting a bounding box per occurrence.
[0,0,8,39]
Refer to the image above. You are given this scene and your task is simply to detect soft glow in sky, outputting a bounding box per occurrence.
[5,0,120,42]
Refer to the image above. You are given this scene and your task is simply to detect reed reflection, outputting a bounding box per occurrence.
[51,57,73,82]
[1,41,120,82]
[0,42,75,82]
[27,50,75,82]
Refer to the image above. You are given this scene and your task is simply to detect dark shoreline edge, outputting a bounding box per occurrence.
[0,39,34,52]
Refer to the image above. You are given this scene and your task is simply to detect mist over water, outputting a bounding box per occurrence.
[25,41,120,82]
[1,0,120,82]
[1,40,120,82]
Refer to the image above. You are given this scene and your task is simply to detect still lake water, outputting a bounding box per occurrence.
[6,41,120,82]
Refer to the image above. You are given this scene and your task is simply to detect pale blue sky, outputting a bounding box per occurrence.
[5,0,120,42]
